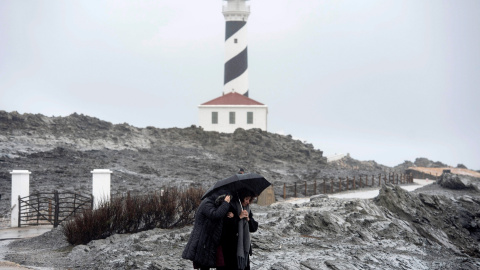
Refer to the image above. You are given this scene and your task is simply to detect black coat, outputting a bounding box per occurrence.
[182,193,230,267]
[220,204,258,270]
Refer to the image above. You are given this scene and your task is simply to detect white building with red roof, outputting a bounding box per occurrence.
[198,92,268,133]
[198,1,268,133]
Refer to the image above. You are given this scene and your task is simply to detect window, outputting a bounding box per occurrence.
[247,112,253,124]
[234,38,238,43]
[212,112,218,124]
[229,112,235,124]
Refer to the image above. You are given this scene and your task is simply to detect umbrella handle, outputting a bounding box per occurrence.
[238,197,243,211]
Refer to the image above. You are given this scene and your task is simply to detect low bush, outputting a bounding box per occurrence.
[62,187,204,245]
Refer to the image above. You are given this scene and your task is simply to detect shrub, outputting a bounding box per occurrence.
[62,187,204,245]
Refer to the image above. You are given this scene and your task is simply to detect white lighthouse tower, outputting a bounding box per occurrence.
[223,0,250,97]
[198,0,268,133]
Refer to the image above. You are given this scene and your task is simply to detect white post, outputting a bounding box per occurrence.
[10,170,31,227]
[91,169,112,209]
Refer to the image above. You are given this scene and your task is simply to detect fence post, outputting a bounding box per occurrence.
[330,178,333,193]
[283,183,286,199]
[294,182,297,197]
[339,178,342,192]
[36,194,40,226]
[346,177,349,190]
[314,180,317,195]
[305,181,307,197]
[92,169,113,209]
[353,176,356,190]
[323,179,326,194]
[54,190,59,228]
[48,199,52,222]
[10,170,31,228]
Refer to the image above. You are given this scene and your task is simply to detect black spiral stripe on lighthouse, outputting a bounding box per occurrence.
[225,21,247,41]
[224,47,248,87]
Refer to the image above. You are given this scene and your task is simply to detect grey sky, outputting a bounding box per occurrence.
[1,0,479,170]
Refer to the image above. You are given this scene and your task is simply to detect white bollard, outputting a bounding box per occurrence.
[10,170,31,227]
[91,169,112,209]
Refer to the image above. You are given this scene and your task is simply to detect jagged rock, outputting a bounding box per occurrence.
[438,173,480,191]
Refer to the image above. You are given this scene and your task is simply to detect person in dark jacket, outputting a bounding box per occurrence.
[182,190,232,269]
[218,189,258,270]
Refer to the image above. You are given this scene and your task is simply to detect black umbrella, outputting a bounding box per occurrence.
[201,173,271,200]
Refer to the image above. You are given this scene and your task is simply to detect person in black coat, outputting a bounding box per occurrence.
[217,189,258,270]
[182,190,232,269]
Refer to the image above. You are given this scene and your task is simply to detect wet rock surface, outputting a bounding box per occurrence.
[4,182,480,269]
[437,173,480,191]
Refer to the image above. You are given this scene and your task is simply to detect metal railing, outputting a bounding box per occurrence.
[18,190,93,228]
[280,173,414,199]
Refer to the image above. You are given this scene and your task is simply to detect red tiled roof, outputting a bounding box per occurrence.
[201,92,264,106]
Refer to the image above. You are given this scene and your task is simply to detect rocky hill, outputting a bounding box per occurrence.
[0,110,472,217]
[2,110,480,269]
[0,110,388,217]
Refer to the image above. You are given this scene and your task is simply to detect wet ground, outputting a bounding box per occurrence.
[0,226,53,270]
[0,180,435,270]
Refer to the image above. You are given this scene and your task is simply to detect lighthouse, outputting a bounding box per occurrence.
[223,0,250,97]
[198,0,268,133]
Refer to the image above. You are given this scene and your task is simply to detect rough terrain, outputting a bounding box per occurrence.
[1,110,480,269]
[4,174,480,270]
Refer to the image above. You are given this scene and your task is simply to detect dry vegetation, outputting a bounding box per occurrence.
[62,187,204,245]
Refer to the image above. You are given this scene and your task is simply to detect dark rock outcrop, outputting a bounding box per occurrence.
[413,157,448,168]
[438,173,480,191]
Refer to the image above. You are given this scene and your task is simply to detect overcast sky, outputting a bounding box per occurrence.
[1,0,479,170]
